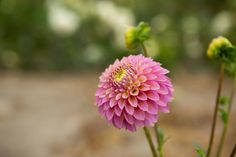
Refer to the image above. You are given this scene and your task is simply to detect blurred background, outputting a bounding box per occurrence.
[0,0,235,157]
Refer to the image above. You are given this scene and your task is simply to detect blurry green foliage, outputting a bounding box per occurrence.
[218,96,230,124]
[194,144,206,157]
[0,0,235,71]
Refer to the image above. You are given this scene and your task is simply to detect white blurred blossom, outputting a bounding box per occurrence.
[185,38,203,59]
[63,0,94,18]
[211,11,232,35]
[181,16,200,35]
[151,14,171,33]
[96,1,135,48]
[47,0,80,36]
[84,45,103,63]
[181,16,203,59]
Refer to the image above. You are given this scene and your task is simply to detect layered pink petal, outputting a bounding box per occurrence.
[134,109,145,120]
[95,55,173,131]
[128,96,138,107]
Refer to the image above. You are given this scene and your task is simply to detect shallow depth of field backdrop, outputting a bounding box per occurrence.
[0,0,236,157]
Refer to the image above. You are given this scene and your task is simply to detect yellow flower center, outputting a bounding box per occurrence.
[114,69,126,82]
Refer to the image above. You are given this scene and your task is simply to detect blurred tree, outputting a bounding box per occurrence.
[0,0,235,72]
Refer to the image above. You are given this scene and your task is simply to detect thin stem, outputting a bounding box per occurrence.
[154,124,163,157]
[216,75,236,157]
[230,144,236,157]
[144,127,158,157]
[207,63,225,157]
[141,43,148,57]
[228,74,236,122]
[216,124,227,157]
[141,41,158,157]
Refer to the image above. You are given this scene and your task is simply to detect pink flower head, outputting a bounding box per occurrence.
[95,55,173,131]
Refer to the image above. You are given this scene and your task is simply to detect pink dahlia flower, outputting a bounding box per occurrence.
[95,55,173,131]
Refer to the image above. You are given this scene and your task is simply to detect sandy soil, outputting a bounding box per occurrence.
[0,71,235,157]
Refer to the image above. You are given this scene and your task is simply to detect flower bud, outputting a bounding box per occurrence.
[124,22,151,49]
[207,36,235,62]
[125,27,138,49]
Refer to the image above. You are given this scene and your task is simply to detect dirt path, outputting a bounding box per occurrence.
[0,71,235,157]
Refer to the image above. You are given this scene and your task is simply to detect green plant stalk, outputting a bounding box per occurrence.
[216,124,228,157]
[155,124,164,157]
[207,63,225,157]
[143,42,163,156]
[144,127,158,157]
[141,43,148,57]
[141,43,159,157]
[230,144,236,157]
[216,74,236,157]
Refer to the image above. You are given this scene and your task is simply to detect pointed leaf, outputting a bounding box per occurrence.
[194,144,206,157]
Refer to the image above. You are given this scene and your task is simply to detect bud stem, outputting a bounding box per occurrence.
[230,144,236,157]
[142,43,158,157]
[144,127,159,157]
[141,43,148,57]
[207,63,225,157]
[216,73,236,157]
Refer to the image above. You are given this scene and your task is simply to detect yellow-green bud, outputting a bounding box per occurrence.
[124,22,151,50]
[125,27,138,49]
[207,36,233,60]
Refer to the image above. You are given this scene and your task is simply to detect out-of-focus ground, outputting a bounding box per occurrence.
[0,71,235,157]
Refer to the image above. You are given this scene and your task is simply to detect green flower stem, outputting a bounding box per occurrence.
[144,127,158,157]
[216,74,236,157]
[141,40,159,157]
[141,43,148,57]
[230,144,236,157]
[207,63,225,157]
[228,74,236,127]
[217,124,228,157]
[154,124,164,157]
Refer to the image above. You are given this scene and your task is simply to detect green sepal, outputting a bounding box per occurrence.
[136,22,151,43]
[125,21,151,50]
[219,45,236,63]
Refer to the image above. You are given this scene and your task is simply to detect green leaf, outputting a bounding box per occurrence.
[218,109,228,124]
[194,144,206,157]
[157,127,165,146]
[219,96,229,106]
